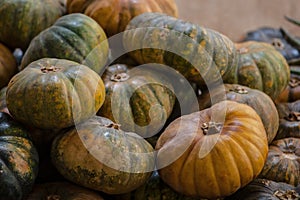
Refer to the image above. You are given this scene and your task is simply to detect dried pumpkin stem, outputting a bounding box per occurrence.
[284,111,300,122]
[47,195,61,200]
[105,123,121,130]
[230,86,248,94]
[201,121,223,135]
[289,78,300,88]
[271,38,285,50]
[111,73,129,82]
[41,66,61,73]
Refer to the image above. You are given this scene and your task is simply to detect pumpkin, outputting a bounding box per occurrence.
[123,12,239,86]
[20,13,109,74]
[0,112,39,200]
[156,100,268,199]
[231,41,290,100]
[276,73,300,103]
[0,87,8,114]
[6,58,105,129]
[98,64,175,138]
[51,116,155,194]
[0,43,17,89]
[66,0,178,37]
[25,182,105,200]
[276,100,300,139]
[0,0,66,50]
[226,179,300,200]
[197,84,279,144]
[259,137,300,186]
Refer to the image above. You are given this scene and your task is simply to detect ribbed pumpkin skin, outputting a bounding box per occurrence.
[197,84,279,144]
[0,112,39,200]
[232,41,290,100]
[0,43,17,89]
[26,182,104,200]
[276,100,300,139]
[67,0,178,37]
[259,138,300,186]
[6,58,105,129]
[20,13,109,74]
[156,101,268,199]
[51,116,155,194]
[226,179,300,200]
[123,12,239,86]
[0,0,66,50]
[98,64,175,138]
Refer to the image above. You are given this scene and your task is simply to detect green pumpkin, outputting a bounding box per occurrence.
[123,12,239,86]
[0,112,39,200]
[51,116,155,194]
[6,58,106,129]
[0,0,66,50]
[20,13,109,74]
[98,64,175,138]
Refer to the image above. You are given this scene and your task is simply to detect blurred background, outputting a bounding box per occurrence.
[175,0,300,42]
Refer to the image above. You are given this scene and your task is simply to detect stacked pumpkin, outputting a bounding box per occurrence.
[0,0,299,199]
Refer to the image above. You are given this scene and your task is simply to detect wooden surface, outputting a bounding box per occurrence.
[175,0,300,42]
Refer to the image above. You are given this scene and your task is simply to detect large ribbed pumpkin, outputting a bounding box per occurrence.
[20,13,109,74]
[51,116,155,194]
[0,43,17,89]
[123,12,239,86]
[66,0,178,37]
[98,64,175,138]
[156,100,268,199]
[0,112,39,200]
[231,41,290,100]
[0,0,66,50]
[6,58,105,129]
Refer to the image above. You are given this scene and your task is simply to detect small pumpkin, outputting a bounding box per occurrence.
[231,41,290,100]
[0,0,66,50]
[123,12,239,86]
[0,43,17,89]
[51,116,155,194]
[20,13,109,74]
[66,0,178,37]
[226,178,300,200]
[0,112,39,200]
[25,182,105,200]
[276,73,300,103]
[156,100,268,199]
[6,58,105,129]
[98,64,175,138]
[259,137,300,186]
[276,100,300,139]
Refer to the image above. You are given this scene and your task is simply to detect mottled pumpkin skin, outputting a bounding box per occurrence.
[6,58,105,129]
[98,64,175,138]
[156,101,268,199]
[197,84,279,144]
[233,41,290,100]
[276,100,300,139]
[0,87,8,114]
[26,182,104,200]
[276,74,300,103]
[0,0,66,50]
[0,112,39,200]
[51,116,155,194]
[226,178,300,200]
[67,0,178,37]
[123,12,239,86]
[20,13,109,74]
[259,138,300,186]
[0,43,17,89]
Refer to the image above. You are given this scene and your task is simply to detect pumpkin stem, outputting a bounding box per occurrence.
[284,111,300,121]
[106,123,121,130]
[274,189,300,200]
[201,122,223,135]
[230,86,248,94]
[41,66,61,73]
[271,38,285,50]
[47,195,61,200]
[237,47,248,54]
[111,73,129,82]
[289,77,300,88]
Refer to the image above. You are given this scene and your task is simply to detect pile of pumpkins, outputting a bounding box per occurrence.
[0,0,299,200]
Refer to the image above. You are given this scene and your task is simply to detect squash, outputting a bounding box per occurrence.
[20,13,109,74]
[6,58,105,129]
[66,0,178,37]
[0,112,39,200]
[276,100,300,139]
[0,87,8,114]
[156,100,268,199]
[231,41,290,100]
[123,12,239,86]
[0,43,17,89]
[51,116,155,194]
[0,0,66,50]
[276,73,300,103]
[197,84,279,144]
[98,64,175,138]
[259,137,300,186]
